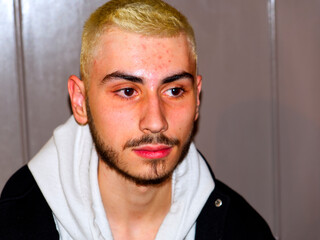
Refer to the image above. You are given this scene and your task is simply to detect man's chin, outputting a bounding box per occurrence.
[102,157,175,186]
[122,172,173,186]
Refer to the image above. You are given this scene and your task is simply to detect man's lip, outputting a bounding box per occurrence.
[132,145,172,159]
[133,144,171,151]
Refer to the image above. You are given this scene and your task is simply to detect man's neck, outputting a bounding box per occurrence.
[98,160,172,240]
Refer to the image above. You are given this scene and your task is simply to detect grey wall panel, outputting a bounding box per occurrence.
[21,0,109,158]
[166,0,276,232]
[0,1,25,190]
[277,0,320,239]
[21,0,80,157]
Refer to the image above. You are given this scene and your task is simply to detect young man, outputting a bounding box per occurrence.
[0,0,274,239]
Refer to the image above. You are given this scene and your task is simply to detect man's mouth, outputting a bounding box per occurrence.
[132,145,172,159]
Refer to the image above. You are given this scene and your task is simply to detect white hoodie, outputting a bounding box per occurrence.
[28,117,214,239]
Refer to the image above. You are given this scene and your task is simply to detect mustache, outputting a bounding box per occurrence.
[123,134,180,149]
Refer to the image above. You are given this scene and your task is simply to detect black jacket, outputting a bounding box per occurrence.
[0,165,275,239]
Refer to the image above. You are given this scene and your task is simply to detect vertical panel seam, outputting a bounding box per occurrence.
[13,0,30,164]
[267,0,281,239]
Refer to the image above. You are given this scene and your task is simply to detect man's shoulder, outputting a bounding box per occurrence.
[0,165,58,240]
[196,178,275,240]
[1,165,35,199]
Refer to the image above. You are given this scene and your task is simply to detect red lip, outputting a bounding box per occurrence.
[133,145,172,159]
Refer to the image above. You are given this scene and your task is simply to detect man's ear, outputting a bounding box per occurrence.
[68,75,88,125]
[195,75,202,121]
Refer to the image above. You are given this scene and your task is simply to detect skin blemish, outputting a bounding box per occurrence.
[157,63,169,71]
[158,56,162,60]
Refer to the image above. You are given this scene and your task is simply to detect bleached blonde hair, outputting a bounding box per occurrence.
[80,0,197,86]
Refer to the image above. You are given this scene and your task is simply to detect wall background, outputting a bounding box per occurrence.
[1,0,319,239]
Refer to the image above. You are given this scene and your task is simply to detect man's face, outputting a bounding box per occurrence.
[86,28,202,185]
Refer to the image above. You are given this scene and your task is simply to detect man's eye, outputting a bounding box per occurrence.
[116,88,137,98]
[165,87,184,97]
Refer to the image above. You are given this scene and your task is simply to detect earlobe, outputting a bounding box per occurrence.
[68,75,88,125]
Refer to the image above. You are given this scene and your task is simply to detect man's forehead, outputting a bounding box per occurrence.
[95,27,192,57]
[89,28,196,82]
[84,28,196,88]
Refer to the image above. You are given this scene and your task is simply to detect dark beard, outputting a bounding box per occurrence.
[86,98,193,186]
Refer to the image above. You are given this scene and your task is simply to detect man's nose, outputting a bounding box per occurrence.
[139,94,168,134]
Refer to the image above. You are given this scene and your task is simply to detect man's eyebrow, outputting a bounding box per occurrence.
[100,71,194,85]
[162,72,194,84]
[101,71,143,85]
